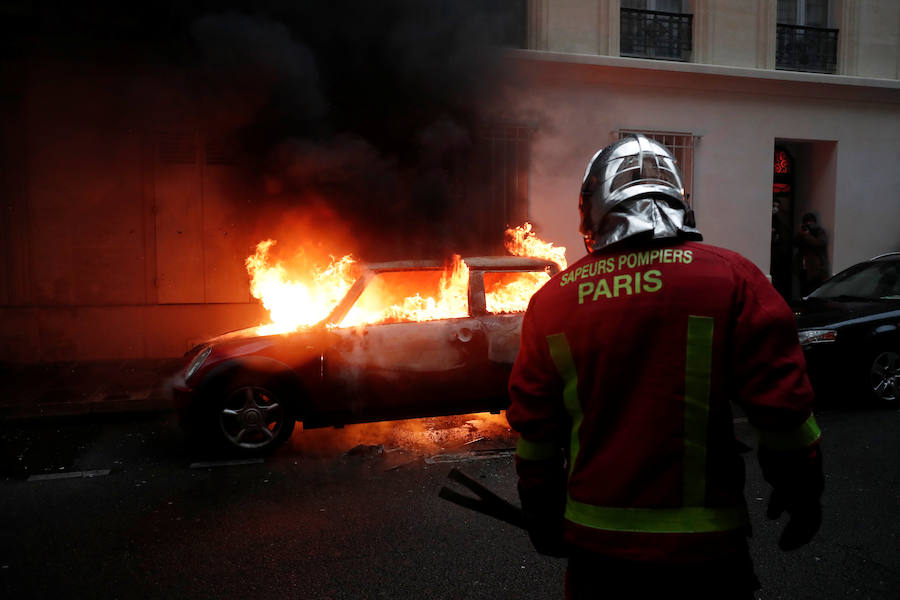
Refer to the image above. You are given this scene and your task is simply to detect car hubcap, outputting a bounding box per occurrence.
[220,386,284,449]
[870,351,900,402]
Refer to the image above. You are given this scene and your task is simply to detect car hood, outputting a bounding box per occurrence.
[201,324,324,356]
[207,325,281,344]
[793,298,900,329]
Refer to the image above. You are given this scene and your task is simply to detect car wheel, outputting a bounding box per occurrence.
[211,378,296,456]
[867,349,900,405]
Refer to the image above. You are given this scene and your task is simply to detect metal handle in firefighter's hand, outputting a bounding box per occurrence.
[438,467,527,530]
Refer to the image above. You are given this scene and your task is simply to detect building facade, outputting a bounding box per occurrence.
[512,0,900,297]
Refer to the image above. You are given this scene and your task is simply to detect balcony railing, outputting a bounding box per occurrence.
[620,8,692,62]
[776,23,838,74]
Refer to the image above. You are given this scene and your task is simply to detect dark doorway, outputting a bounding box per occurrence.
[771,139,837,301]
[771,145,794,301]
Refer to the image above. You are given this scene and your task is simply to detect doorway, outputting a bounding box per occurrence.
[770,139,837,301]
[770,146,794,300]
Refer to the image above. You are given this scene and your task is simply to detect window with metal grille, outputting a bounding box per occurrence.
[776,0,837,73]
[459,123,532,253]
[616,129,698,207]
[620,0,693,62]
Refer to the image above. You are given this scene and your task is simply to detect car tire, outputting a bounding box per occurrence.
[202,373,297,457]
[865,348,900,406]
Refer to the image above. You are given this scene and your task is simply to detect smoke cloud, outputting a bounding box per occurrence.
[15,0,525,259]
[187,1,521,259]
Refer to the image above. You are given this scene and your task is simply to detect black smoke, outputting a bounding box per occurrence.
[4,0,525,259]
[187,1,522,259]
[0,0,525,258]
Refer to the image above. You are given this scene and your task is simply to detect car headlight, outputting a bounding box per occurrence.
[185,346,213,381]
[798,329,837,345]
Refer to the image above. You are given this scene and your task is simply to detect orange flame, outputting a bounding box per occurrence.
[484,223,567,313]
[484,271,549,313]
[245,223,566,332]
[340,256,470,327]
[503,222,567,269]
[245,240,357,335]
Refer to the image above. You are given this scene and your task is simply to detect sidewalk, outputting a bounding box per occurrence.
[0,358,182,420]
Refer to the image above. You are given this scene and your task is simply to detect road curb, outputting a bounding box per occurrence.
[0,358,181,422]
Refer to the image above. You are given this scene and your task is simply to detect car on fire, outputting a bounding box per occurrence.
[173,256,560,455]
[793,252,900,405]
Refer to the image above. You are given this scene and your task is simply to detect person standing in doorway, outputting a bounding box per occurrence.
[771,197,792,300]
[795,212,828,296]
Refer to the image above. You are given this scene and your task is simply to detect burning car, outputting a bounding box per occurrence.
[173,252,561,456]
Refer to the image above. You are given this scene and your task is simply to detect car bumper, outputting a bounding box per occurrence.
[171,375,197,417]
[802,342,853,394]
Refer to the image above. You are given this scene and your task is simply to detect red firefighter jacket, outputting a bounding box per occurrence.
[508,240,820,563]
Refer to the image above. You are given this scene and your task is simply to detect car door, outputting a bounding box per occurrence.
[329,317,489,419]
[469,267,552,404]
[322,267,491,421]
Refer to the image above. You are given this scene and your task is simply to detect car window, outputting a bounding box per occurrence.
[874,263,900,299]
[340,269,469,327]
[484,270,550,313]
[810,261,900,300]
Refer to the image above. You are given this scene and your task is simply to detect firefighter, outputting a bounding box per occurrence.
[507,135,824,599]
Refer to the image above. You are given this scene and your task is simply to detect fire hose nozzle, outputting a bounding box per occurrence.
[438,467,527,530]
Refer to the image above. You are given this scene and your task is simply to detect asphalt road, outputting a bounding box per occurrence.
[0,405,898,599]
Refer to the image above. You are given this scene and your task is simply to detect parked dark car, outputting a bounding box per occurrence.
[172,256,559,455]
[793,252,900,405]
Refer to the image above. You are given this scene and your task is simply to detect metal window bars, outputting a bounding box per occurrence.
[481,124,532,232]
[776,23,838,74]
[620,8,693,62]
[617,130,699,207]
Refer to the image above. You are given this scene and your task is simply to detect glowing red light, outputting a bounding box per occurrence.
[774,150,791,174]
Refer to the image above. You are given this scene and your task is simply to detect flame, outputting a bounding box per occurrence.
[245,223,566,332]
[484,223,568,313]
[504,222,567,270]
[340,255,470,327]
[245,240,357,335]
[485,271,549,313]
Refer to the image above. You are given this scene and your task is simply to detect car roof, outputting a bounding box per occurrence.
[870,252,900,262]
[365,256,560,271]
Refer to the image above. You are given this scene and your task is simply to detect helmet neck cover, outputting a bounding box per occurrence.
[579,134,702,252]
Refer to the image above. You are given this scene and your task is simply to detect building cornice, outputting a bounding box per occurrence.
[508,49,900,103]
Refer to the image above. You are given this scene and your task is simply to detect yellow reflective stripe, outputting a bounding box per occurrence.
[683,316,714,506]
[516,438,558,461]
[756,413,822,450]
[546,333,581,476]
[565,497,749,534]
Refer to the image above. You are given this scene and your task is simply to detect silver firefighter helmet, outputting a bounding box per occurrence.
[579,134,702,252]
